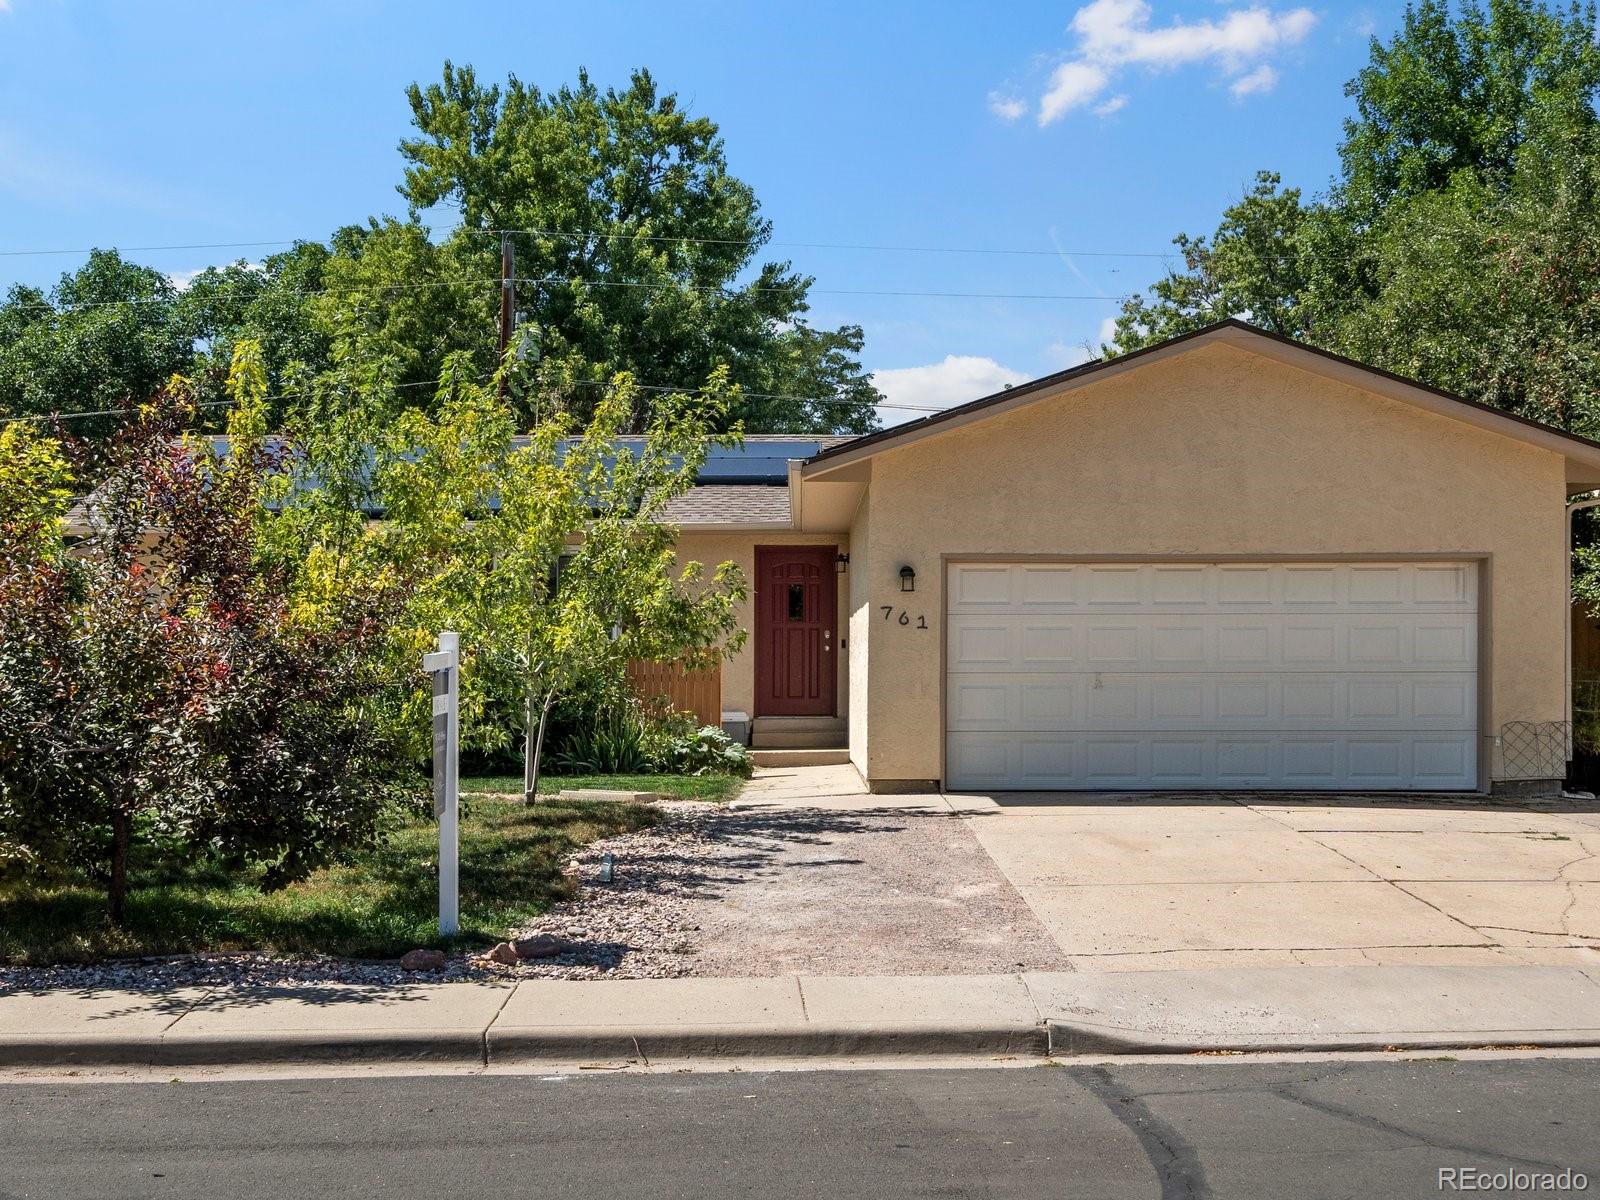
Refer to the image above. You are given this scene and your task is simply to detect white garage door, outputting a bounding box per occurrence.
[945,561,1478,791]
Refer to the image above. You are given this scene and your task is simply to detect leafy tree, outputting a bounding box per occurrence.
[1337,0,1600,219]
[370,353,748,800]
[0,348,423,922]
[0,251,193,434]
[176,241,334,421]
[1327,131,1600,432]
[1112,172,1311,350]
[393,62,880,433]
[1113,0,1600,427]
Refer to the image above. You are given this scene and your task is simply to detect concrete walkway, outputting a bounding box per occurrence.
[7,963,1600,1068]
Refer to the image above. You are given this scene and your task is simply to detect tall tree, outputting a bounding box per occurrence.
[1111,0,1600,439]
[1337,0,1600,219]
[393,63,880,433]
[0,251,192,433]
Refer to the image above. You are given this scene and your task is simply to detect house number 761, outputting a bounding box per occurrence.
[881,606,928,629]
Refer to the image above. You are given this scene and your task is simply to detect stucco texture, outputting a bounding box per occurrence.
[672,530,848,720]
[849,341,1567,788]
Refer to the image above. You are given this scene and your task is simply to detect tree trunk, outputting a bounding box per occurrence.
[525,689,556,805]
[523,686,536,803]
[108,808,131,924]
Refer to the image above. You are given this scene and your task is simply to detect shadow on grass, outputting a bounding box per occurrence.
[0,797,659,969]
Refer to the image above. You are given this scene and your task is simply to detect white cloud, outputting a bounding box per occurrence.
[987,91,1027,121]
[1229,64,1279,97]
[1013,0,1315,125]
[1039,61,1111,123]
[1098,315,1121,348]
[872,355,1031,427]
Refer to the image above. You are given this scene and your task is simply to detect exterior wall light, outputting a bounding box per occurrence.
[835,553,850,575]
[899,565,916,593]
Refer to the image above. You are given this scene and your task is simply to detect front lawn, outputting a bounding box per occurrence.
[0,792,660,966]
[461,772,745,802]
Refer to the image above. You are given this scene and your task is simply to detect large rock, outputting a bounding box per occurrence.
[512,934,566,960]
[484,941,520,966]
[399,948,447,972]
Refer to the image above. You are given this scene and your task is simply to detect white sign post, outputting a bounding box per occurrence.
[424,631,460,937]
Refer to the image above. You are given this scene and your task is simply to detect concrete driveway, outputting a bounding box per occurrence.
[957,789,1600,972]
[740,767,1600,973]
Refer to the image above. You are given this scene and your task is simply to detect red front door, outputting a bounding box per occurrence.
[755,546,837,717]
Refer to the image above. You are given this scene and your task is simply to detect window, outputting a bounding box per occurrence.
[787,582,806,621]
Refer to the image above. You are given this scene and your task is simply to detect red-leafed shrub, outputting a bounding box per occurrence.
[0,370,423,922]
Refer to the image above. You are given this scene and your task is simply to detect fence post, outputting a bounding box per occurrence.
[424,631,460,936]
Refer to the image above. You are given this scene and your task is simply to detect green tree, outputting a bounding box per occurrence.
[0,250,193,433]
[1113,0,1600,408]
[371,354,747,800]
[176,241,334,423]
[392,62,880,433]
[0,349,422,922]
[1112,172,1311,350]
[1337,0,1600,219]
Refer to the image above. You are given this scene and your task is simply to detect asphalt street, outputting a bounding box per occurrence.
[4,1057,1598,1199]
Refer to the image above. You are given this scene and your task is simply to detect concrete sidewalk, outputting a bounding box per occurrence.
[5,964,1600,1069]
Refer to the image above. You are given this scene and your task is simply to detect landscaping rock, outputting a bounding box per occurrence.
[512,934,565,960]
[484,941,521,966]
[399,948,447,972]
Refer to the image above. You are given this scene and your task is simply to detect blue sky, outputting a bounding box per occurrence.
[0,1,1406,425]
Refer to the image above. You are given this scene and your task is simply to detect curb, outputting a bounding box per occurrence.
[10,1022,1600,1069]
[1047,1021,1600,1057]
[0,1022,1047,1070]
[0,1029,489,1069]
[488,1022,1048,1064]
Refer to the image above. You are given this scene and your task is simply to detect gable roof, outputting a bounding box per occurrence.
[804,319,1600,491]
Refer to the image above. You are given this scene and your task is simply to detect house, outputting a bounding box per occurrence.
[674,320,1600,796]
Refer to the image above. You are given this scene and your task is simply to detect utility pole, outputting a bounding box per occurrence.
[498,231,515,400]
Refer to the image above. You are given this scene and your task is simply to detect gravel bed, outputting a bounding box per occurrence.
[1,796,1069,990]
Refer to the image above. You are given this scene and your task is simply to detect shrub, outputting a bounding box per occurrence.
[0,357,424,921]
[548,705,650,775]
[639,710,753,777]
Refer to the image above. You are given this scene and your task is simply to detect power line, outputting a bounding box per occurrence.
[1,368,944,425]
[9,274,1128,317]
[0,227,1174,260]
[0,375,465,425]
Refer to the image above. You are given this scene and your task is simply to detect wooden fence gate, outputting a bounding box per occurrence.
[626,659,723,727]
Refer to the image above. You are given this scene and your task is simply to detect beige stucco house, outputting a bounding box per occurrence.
[675,320,1600,796]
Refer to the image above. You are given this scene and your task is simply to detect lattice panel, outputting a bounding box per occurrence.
[1500,721,1571,780]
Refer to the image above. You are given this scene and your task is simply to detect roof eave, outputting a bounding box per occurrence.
[803,319,1600,488]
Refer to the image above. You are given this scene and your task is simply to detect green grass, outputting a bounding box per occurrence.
[0,793,662,966]
[461,772,745,802]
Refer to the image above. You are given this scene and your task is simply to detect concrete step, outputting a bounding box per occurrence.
[751,716,848,749]
[751,748,852,767]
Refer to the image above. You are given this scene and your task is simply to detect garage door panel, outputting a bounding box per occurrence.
[950,561,1477,614]
[945,731,1478,790]
[948,613,1475,673]
[946,671,1478,732]
[946,561,1478,791]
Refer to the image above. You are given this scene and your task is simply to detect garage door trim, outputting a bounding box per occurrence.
[939,553,1491,792]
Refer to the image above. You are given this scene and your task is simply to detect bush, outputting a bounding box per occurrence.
[0,368,424,921]
[547,700,752,778]
[548,705,650,775]
[639,710,753,777]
